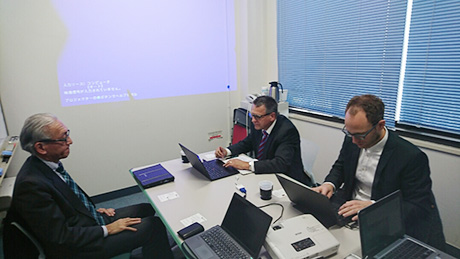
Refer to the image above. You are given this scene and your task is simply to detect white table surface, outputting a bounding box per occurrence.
[131,153,361,258]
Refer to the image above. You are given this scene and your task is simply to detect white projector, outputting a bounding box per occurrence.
[265,214,340,259]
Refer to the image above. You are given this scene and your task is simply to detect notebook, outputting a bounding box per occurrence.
[183,193,273,259]
[276,173,351,228]
[179,143,239,181]
[359,190,454,259]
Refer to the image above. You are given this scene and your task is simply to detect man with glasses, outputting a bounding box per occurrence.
[313,94,445,250]
[3,113,174,258]
[215,96,311,186]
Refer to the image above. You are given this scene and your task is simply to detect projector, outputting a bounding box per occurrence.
[265,214,340,259]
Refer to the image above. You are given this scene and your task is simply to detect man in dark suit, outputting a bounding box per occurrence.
[3,113,173,258]
[313,94,445,250]
[215,96,310,185]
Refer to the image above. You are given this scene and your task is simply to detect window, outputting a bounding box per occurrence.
[278,0,460,146]
[398,0,460,138]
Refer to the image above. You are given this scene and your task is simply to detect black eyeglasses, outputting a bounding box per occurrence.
[342,124,377,140]
[37,130,70,143]
[250,112,271,120]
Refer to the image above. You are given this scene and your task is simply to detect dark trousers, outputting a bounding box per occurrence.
[92,203,173,259]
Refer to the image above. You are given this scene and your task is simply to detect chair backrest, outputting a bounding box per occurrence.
[232,108,252,145]
[11,221,46,259]
[232,124,247,144]
[300,138,320,186]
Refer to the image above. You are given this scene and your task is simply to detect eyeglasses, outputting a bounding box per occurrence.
[37,130,70,143]
[250,112,272,120]
[342,124,377,140]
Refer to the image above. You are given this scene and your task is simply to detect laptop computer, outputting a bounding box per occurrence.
[183,192,273,259]
[276,173,352,228]
[179,143,239,181]
[358,190,454,259]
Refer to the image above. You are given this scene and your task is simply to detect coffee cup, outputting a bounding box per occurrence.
[259,180,273,200]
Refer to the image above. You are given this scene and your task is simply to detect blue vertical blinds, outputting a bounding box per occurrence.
[278,0,407,128]
[400,0,460,135]
[278,0,460,137]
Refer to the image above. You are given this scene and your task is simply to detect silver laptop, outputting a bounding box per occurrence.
[179,143,239,181]
[358,190,454,259]
[183,193,272,259]
[276,173,352,228]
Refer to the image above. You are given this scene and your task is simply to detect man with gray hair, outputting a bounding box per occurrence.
[3,113,173,258]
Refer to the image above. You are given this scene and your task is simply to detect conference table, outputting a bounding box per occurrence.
[131,152,361,258]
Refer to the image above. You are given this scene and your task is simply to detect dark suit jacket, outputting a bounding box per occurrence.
[228,115,309,185]
[325,130,445,249]
[4,156,105,258]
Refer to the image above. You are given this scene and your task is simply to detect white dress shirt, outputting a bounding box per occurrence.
[353,127,388,201]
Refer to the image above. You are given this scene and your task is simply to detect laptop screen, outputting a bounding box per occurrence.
[221,193,272,258]
[179,143,208,175]
[359,190,405,258]
[276,173,337,228]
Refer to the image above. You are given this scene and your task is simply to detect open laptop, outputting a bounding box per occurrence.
[183,193,273,259]
[276,173,351,228]
[359,190,454,259]
[179,143,239,181]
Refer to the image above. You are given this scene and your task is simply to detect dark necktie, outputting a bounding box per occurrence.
[56,163,105,226]
[257,130,269,160]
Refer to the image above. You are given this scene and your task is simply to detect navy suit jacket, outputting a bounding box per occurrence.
[228,115,309,185]
[4,156,105,258]
[325,130,445,249]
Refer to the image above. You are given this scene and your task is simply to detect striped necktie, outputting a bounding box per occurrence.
[56,163,105,226]
[257,130,269,160]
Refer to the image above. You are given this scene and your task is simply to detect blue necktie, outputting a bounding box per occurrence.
[257,130,269,160]
[56,163,105,226]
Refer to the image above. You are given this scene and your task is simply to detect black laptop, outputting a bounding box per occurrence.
[359,190,454,259]
[179,143,239,181]
[276,173,352,228]
[183,193,273,259]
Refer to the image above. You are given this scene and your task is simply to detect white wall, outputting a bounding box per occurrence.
[244,0,460,249]
[0,0,244,195]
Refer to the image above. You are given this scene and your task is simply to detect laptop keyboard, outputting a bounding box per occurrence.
[382,239,434,259]
[203,161,232,178]
[201,226,251,259]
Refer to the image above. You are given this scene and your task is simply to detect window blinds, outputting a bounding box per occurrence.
[277,0,407,128]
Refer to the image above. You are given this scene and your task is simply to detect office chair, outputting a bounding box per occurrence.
[8,221,133,259]
[300,138,320,187]
[232,108,252,144]
[10,221,46,259]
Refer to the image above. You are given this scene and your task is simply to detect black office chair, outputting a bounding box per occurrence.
[5,221,132,259]
[3,221,45,259]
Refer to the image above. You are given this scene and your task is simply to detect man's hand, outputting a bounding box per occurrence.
[97,208,115,217]
[223,159,249,170]
[215,147,228,158]
[106,217,141,235]
[312,184,334,198]
[338,200,373,221]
